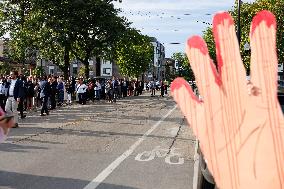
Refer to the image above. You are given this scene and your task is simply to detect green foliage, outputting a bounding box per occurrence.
[32,66,45,77]
[78,65,93,78]
[114,29,153,78]
[0,61,12,75]
[202,0,284,74]
[203,28,216,64]
[171,52,194,81]
[78,66,86,78]
[0,0,129,78]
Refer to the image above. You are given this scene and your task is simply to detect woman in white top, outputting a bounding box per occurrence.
[76,78,87,105]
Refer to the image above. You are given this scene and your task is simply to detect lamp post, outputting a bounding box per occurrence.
[237,0,241,45]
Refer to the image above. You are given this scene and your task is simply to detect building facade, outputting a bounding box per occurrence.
[0,40,123,78]
[147,37,165,81]
[39,57,120,79]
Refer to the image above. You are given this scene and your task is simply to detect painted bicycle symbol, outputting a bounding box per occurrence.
[135,146,184,165]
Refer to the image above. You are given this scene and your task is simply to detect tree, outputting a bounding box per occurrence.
[171,52,195,81]
[0,0,35,64]
[202,0,284,74]
[0,61,12,75]
[0,0,129,79]
[32,66,45,77]
[114,29,153,78]
[69,0,129,78]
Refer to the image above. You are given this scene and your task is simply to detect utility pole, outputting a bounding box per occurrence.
[237,0,241,45]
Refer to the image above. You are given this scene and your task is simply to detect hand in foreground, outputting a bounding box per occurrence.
[171,11,284,189]
[0,108,14,142]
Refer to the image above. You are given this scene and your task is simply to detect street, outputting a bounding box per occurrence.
[0,94,195,189]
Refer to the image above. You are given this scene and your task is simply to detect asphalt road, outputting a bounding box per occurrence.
[0,93,195,189]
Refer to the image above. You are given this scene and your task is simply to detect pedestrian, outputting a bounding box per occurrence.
[112,77,119,102]
[65,80,72,105]
[87,79,94,101]
[57,77,64,106]
[25,76,35,111]
[76,78,87,105]
[50,76,57,110]
[164,79,168,95]
[160,80,165,97]
[18,74,27,119]
[122,78,128,98]
[150,80,156,96]
[5,71,25,128]
[95,80,101,100]
[0,77,8,111]
[39,75,50,116]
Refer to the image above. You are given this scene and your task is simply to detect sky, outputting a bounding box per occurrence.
[113,0,255,58]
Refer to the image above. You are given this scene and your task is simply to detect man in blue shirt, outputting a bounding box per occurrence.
[39,75,50,116]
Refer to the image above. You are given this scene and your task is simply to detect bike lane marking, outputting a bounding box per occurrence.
[83,105,177,189]
[134,146,185,165]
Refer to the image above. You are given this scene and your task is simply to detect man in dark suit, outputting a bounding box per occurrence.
[5,71,25,128]
[50,76,57,110]
[39,75,50,116]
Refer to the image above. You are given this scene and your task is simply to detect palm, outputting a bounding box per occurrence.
[171,11,284,189]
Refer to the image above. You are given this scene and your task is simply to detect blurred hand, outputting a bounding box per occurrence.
[171,11,284,189]
[0,116,14,135]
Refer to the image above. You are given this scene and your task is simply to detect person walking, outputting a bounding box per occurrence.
[5,71,25,128]
[150,80,156,96]
[39,75,50,116]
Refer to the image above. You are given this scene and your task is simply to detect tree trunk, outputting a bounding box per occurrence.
[96,57,101,77]
[83,50,91,78]
[84,59,90,78]
[63,47,70,80]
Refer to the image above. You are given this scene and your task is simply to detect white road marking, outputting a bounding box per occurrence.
[83,105,177,189]
[135,146,184,165]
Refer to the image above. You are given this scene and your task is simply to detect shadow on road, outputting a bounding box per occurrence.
[0,143,48,152]
[0,170,139,189]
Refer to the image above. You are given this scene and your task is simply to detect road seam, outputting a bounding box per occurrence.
[83,105,177,189]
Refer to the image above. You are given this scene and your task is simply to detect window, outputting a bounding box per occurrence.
[73,64,78,75]
[103,68,111,75]
[73,67,78,75]
[89,60,94,66]
[49,66,54,75]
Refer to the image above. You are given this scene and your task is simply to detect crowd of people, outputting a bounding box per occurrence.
[0,71,169,128]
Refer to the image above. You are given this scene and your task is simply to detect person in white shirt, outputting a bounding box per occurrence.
[95,80,101,100]
[76,78,87,105]
[5,71,24,128]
